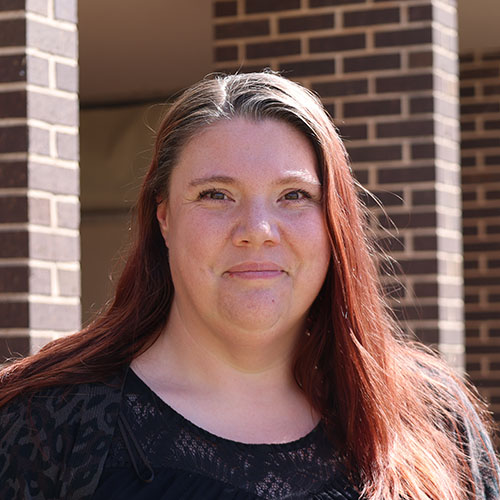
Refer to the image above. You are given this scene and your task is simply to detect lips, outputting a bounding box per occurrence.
[224,262,286,279]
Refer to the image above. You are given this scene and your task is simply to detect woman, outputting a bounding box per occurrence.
[0,72,498,500]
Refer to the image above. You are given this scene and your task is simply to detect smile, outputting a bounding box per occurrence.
[224,262,286,280]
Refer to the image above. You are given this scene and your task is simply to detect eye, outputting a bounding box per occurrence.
[198,189,230,201]
[282,189,312,201]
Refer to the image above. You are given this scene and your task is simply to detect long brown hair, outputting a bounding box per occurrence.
[0,72,497,499]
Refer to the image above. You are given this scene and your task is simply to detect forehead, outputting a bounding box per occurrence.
[172,117,319,184]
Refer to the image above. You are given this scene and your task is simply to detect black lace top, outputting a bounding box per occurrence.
[94,369,360,499]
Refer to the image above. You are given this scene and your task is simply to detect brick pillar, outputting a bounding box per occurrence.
[460,50,500,420]
[0,0,80,358]
[212,0,463,367]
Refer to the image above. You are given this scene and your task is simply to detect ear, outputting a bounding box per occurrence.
[156,200,170,247]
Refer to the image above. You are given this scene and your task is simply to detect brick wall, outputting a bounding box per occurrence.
[0,0,80,358]
[461,50,500,421]
[213,0,463,366]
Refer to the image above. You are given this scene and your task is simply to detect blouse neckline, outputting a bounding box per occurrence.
[128,366,323,451]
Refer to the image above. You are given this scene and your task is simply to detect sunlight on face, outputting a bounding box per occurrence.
[157,118,331,350]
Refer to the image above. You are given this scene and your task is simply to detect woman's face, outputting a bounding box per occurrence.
[157,118,331,350]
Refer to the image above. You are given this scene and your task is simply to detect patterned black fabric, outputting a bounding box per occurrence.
[0,366,498,500]
[94,369,360,499]
[0,372,124,500]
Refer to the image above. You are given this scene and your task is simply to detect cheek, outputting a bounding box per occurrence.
[169,212,228,267]
[290,214,330,261]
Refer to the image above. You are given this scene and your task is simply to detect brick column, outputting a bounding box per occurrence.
[460,50,500,420]
[212,0,463,367]
[0,0,80,358]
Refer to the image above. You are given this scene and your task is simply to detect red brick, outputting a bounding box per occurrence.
[376,73,433,93]
[344,53,400,73]
[246,0,300,14]
[460,53,474,63]
[462,138,500,149]
[0,336,29,361]
[348,144,402,163]
[344,98,400,118]
[463,207,500,219]
[337,124,367,140]
[377,119,434,138]
[0,231,29,258]
[0,266,28,293]
[460,68,499,80]
[485,120,500,130]
[215,46,238,62]
[484,84,500,96]
[0,161,27,188]
[344,8,399,27]
[310,0,365,5]
[0,126,27,153]
[461,103,500,114]
[408,4,432,22]
[375,27,432,47]
[214,1,237,17]
[309,33,365,53]
[461,121,475,131]
[410,96,433,113]
[376,235,405,252]
[0,18,25,47]
[486,190,500,200]
[0,302,28,328]
[215,20,269,40]
[279,14,334,33]
[411,143,434,160]
[379,212,438,229]
[483,50,500,61]
[0,0,24,10]
[363,190,404,206]
[0,91,26,118]
[279,59,335,77]
[0,54,26,83]
[0,196,27,223]
[378,165,435,183]
[312,78,367,97]
[485,155,500,165]
[246,40,300,59]
[409,51,433,68]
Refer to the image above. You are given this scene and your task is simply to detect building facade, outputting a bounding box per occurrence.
[0,0,499,421]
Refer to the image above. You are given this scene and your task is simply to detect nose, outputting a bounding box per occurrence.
[232,200,280,247]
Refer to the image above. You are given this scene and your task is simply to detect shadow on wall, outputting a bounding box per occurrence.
[80,103,165,324]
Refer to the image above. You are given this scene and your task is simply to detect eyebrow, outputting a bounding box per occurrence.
[188,174,321,187]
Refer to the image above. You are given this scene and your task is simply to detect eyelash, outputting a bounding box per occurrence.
[282,189,312,201]
[197,189,229,201]
[196,188,313,202]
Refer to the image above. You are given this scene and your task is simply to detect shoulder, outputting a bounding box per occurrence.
[414,356,500,499]
[0,370,126,500]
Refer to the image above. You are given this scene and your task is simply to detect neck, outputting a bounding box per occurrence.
[137,301,301,393]
[131,303,318,444]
